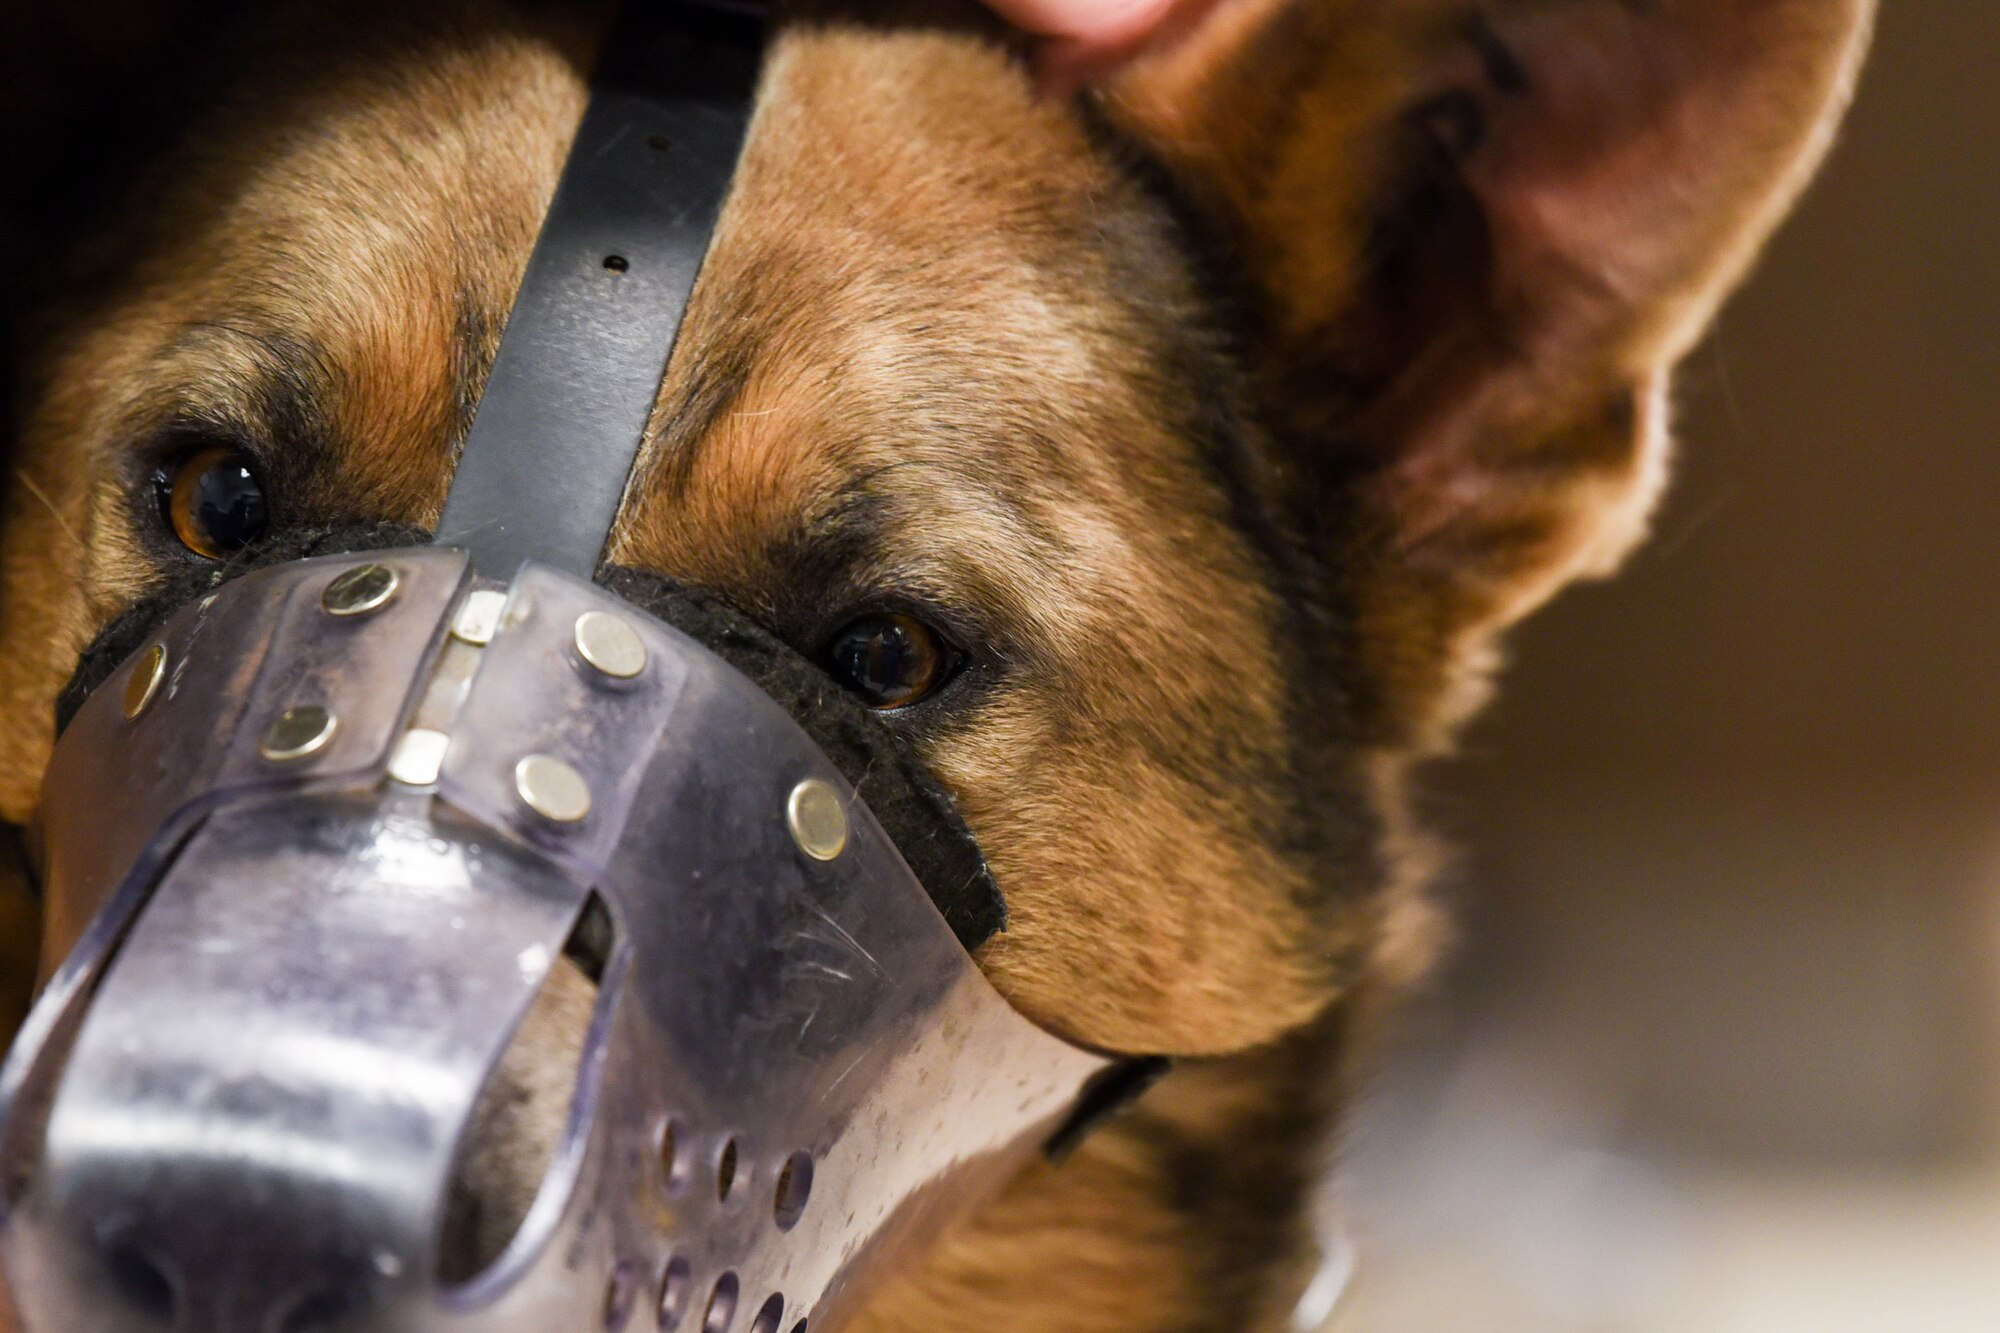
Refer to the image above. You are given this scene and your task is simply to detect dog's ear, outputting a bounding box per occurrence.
[1104,0,1872,749]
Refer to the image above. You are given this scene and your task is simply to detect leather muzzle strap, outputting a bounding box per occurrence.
[435,1,763,580]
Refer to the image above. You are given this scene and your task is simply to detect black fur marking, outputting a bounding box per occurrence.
[639,330,756,502]
[1462,12,1532,96]
[1137,1012,1347,1329]
[1415,88,1488,162]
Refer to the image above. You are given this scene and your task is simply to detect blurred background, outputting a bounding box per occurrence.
[1331,4,2000,1329]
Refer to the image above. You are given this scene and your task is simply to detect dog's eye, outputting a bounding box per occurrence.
[823,612,958,710]
[155,446,270,559]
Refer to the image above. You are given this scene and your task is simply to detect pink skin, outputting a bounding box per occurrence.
[982,0,1220,91]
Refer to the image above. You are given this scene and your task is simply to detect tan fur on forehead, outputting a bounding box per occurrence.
[610,19,1347,1052]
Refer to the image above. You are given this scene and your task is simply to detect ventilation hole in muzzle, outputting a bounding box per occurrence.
[748,1293,784,1333]
[715,1138,739,1204]
[658,1256,693,1330]
[771,1152,812,1230]
[436,896,613,1284]
[702,1272,739,1333]
[658,1117,689,1194]
[601,1260,639,1331]
[789,1319,808,1333]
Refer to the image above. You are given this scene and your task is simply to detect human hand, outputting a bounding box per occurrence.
[981,0,1219,92]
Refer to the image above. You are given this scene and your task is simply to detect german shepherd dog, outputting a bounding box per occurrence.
[0,0,1871,1327]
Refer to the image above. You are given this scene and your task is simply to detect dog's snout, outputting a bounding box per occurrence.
[0,796,602,1333]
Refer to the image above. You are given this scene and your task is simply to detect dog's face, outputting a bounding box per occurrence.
[0,0,1869,1325]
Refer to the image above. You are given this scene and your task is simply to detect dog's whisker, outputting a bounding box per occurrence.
[12,470,83,552]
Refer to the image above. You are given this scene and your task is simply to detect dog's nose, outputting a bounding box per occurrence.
[0,797,596,1333]
[62,1206,376,1332]
[14,1011,433,1333]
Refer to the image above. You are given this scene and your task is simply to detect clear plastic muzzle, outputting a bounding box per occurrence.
[0,550,1105,1332]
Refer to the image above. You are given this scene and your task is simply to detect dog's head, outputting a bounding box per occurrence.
[0,0,1869,1324]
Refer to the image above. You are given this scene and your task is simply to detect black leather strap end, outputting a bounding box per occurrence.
[435,3,764,579]
[1043,1056,1174,1162]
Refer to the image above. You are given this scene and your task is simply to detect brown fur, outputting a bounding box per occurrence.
[0,0,1870,1328]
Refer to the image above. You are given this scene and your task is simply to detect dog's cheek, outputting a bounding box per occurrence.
[936,684,1341,1058]
[0,470,102,827]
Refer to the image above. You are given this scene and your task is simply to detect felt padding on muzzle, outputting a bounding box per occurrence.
[53,527,1006,951]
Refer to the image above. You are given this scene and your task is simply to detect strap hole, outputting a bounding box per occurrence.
[648,134,672,151]
[603,254,629,273]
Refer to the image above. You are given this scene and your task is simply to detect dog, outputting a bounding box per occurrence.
[0,0,1871,1327]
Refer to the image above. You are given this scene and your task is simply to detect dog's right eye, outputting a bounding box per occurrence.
[155,446,270,559]
[822,612,960,710]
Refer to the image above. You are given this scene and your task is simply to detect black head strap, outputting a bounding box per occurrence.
[435,1,763,579]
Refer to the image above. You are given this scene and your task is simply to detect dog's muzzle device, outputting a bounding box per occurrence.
[0,7,1137,1330]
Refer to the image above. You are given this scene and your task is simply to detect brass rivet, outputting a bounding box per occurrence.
[387,728,450,787]
[260,705,337,762]
[515,754,591,824]
[450,590,509,646]
[123,644,167,720]
[573,610,647,680]
[787,779,848,861]
[322,563,399,617]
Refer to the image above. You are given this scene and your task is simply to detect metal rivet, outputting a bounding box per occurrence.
[388,728,450,787]
[451,589,508,646]
[787,779,848,861]
[260,705,336,762]
[123,644,167,720]
[322,563,399,617]
[573,610,647,680]
[515,754,591,824]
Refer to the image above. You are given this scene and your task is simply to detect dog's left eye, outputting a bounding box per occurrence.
[155,445,270,559]
[822,612,960,710]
